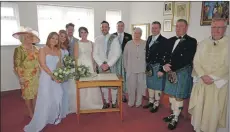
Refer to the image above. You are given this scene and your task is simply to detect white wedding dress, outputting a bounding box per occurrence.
[68,41,103,114]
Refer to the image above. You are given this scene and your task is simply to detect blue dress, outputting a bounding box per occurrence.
[60,49,69,118]
[24,55,63,132]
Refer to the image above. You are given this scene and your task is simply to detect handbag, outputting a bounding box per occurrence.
[145,63,153,77]
[168,71,177,83]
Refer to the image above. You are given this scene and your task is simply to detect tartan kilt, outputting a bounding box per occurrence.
[164,65,193,99]
[146,63,165,91]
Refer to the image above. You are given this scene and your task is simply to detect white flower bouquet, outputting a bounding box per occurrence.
[75,64,92,80]
[53,67,71,82]
[63,55,75,68]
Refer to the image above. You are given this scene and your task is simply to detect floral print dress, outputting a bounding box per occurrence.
[13,45,40,100]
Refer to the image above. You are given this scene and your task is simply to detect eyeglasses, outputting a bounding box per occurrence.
[211,26,226,29]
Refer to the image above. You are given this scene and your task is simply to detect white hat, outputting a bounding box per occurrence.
[12,26,40,43]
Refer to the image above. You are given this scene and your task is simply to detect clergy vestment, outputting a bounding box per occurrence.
[93,34,121,105]
[188,36,229,132]
[123,40,146,107]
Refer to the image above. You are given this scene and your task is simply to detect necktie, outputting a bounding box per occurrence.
[118,34,122,44]
[149,36,155,48]
[177,36,182,39]
[104,36,108,54]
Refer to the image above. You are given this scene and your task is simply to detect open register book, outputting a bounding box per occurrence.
[79,73,119,81]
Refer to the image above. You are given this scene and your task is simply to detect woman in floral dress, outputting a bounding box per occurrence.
[13,27,40,118]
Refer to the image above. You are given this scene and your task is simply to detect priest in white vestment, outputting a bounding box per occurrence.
[188,18,229,132]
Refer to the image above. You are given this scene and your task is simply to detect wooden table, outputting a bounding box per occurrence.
[76,74,123,124]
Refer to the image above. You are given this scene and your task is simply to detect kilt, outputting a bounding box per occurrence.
[146,63,165,91]
[164,65,193,99]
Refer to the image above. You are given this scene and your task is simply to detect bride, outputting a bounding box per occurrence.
[68,27,103,113]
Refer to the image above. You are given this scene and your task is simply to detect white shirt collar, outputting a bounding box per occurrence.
[117,32,124,36]
[152,34,160,40]
[176,34,185,39]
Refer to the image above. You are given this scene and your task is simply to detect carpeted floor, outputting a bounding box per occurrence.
[1,90,194,132]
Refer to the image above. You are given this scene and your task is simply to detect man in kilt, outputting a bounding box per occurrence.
[162,19,197,130]
[143,21,168,113]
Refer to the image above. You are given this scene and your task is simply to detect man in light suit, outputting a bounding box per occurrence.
[93,20,121,109]
[65,23,79,57]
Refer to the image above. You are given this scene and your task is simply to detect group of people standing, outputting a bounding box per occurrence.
[140,18,228,132]
[13,17,228,132]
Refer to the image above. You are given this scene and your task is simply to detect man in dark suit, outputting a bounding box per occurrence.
[143,21,168,113]
[162,19,197,130]
[112,21,132,104]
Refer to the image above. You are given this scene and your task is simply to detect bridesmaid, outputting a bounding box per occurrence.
[24,32,64,132]
[13,27,40,118]
[59,29,70,118]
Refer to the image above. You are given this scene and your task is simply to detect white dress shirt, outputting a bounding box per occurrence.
[117,32,124,44]
[149,34,160,48]
[172,35,184,53]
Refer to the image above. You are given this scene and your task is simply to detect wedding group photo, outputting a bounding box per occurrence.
[1,1,230,132]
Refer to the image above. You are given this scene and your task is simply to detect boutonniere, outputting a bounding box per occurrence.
[154,40,159,44]
[180,38,186,42]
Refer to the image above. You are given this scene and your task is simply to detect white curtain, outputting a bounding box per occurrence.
[37,5,94,44]
[106,10,121,34]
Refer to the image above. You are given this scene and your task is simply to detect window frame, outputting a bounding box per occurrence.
[105,9,122,34]
[36,4,95,44]
[1,2,21,46]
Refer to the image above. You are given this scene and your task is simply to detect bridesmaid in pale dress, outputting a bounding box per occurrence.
[59,30,70,118]
[24,32,64,132]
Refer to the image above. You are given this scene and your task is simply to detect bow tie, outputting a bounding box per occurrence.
[177,36,182,39]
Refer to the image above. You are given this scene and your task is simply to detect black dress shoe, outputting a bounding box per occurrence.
[143,103,153,109]
[112,103,117,108]
[163,114,175,122]
[150,106,159,113]
[102,103,110,109]
[168,118,178,130]
[122,96,127,103]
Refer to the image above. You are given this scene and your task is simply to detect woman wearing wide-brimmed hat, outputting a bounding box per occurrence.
[13,26,40,118]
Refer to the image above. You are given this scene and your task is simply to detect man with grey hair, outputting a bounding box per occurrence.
[162,19,197,130]
[123,27,146,107]
[188,18,229,132]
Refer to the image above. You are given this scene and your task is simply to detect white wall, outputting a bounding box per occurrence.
[1,2,131,91]
[129,2,230,42]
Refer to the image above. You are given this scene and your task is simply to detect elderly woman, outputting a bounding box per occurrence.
[123,27,146,107]
[13,27,40,118]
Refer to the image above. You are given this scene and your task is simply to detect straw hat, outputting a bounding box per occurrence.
[12,26,40,43]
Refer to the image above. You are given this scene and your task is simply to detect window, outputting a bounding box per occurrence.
[37,5,94,44]
[106,10,121,34]
[1,2,20,46]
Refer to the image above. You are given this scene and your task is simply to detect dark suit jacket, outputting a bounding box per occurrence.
[145,34,168,71]
[162,34,197,72]
[113,32,132,52]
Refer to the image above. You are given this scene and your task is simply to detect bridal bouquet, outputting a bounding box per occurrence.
[63,55,75,68]
[53,67,72,82]
[74,64,92,80]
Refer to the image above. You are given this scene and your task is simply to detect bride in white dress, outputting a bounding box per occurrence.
[68,27,103,113]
